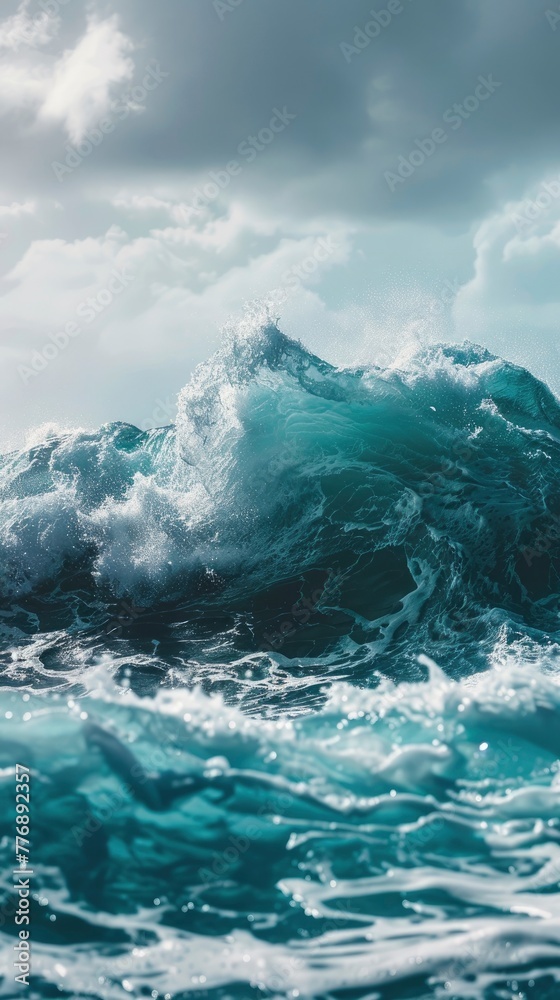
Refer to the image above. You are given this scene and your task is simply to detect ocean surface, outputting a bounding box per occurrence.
[2,324,560,999]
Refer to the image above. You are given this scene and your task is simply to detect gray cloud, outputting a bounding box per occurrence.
[1,0,560,448]
[2,0,559,219]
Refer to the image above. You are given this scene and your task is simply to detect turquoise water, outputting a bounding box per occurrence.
[1,325,560,999]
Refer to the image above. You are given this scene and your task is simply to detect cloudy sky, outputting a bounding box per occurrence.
[2,0,560,450]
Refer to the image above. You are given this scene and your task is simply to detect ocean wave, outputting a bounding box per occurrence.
[2,324,560,687]
[2,324,560,998]
[2,657,560,998]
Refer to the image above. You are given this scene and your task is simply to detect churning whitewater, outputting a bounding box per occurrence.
[2,324,560,1000]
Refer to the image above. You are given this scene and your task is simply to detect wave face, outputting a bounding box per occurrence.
[2,325,560,999]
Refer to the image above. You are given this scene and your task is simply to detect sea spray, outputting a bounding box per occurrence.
[1,325,560,998]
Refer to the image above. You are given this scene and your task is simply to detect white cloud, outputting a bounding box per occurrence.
[7,167,560,452]
[0,14,135,142]
[452,175,560,388]
[0,208,357,449]
[0,60,49,113]
[0,0,59,51]
[1,225,142,334]
[39,16,135,142]
[0,200,36,217]
[111,193,176,214]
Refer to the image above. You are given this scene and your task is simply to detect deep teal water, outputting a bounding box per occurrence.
[1,325,560,999]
